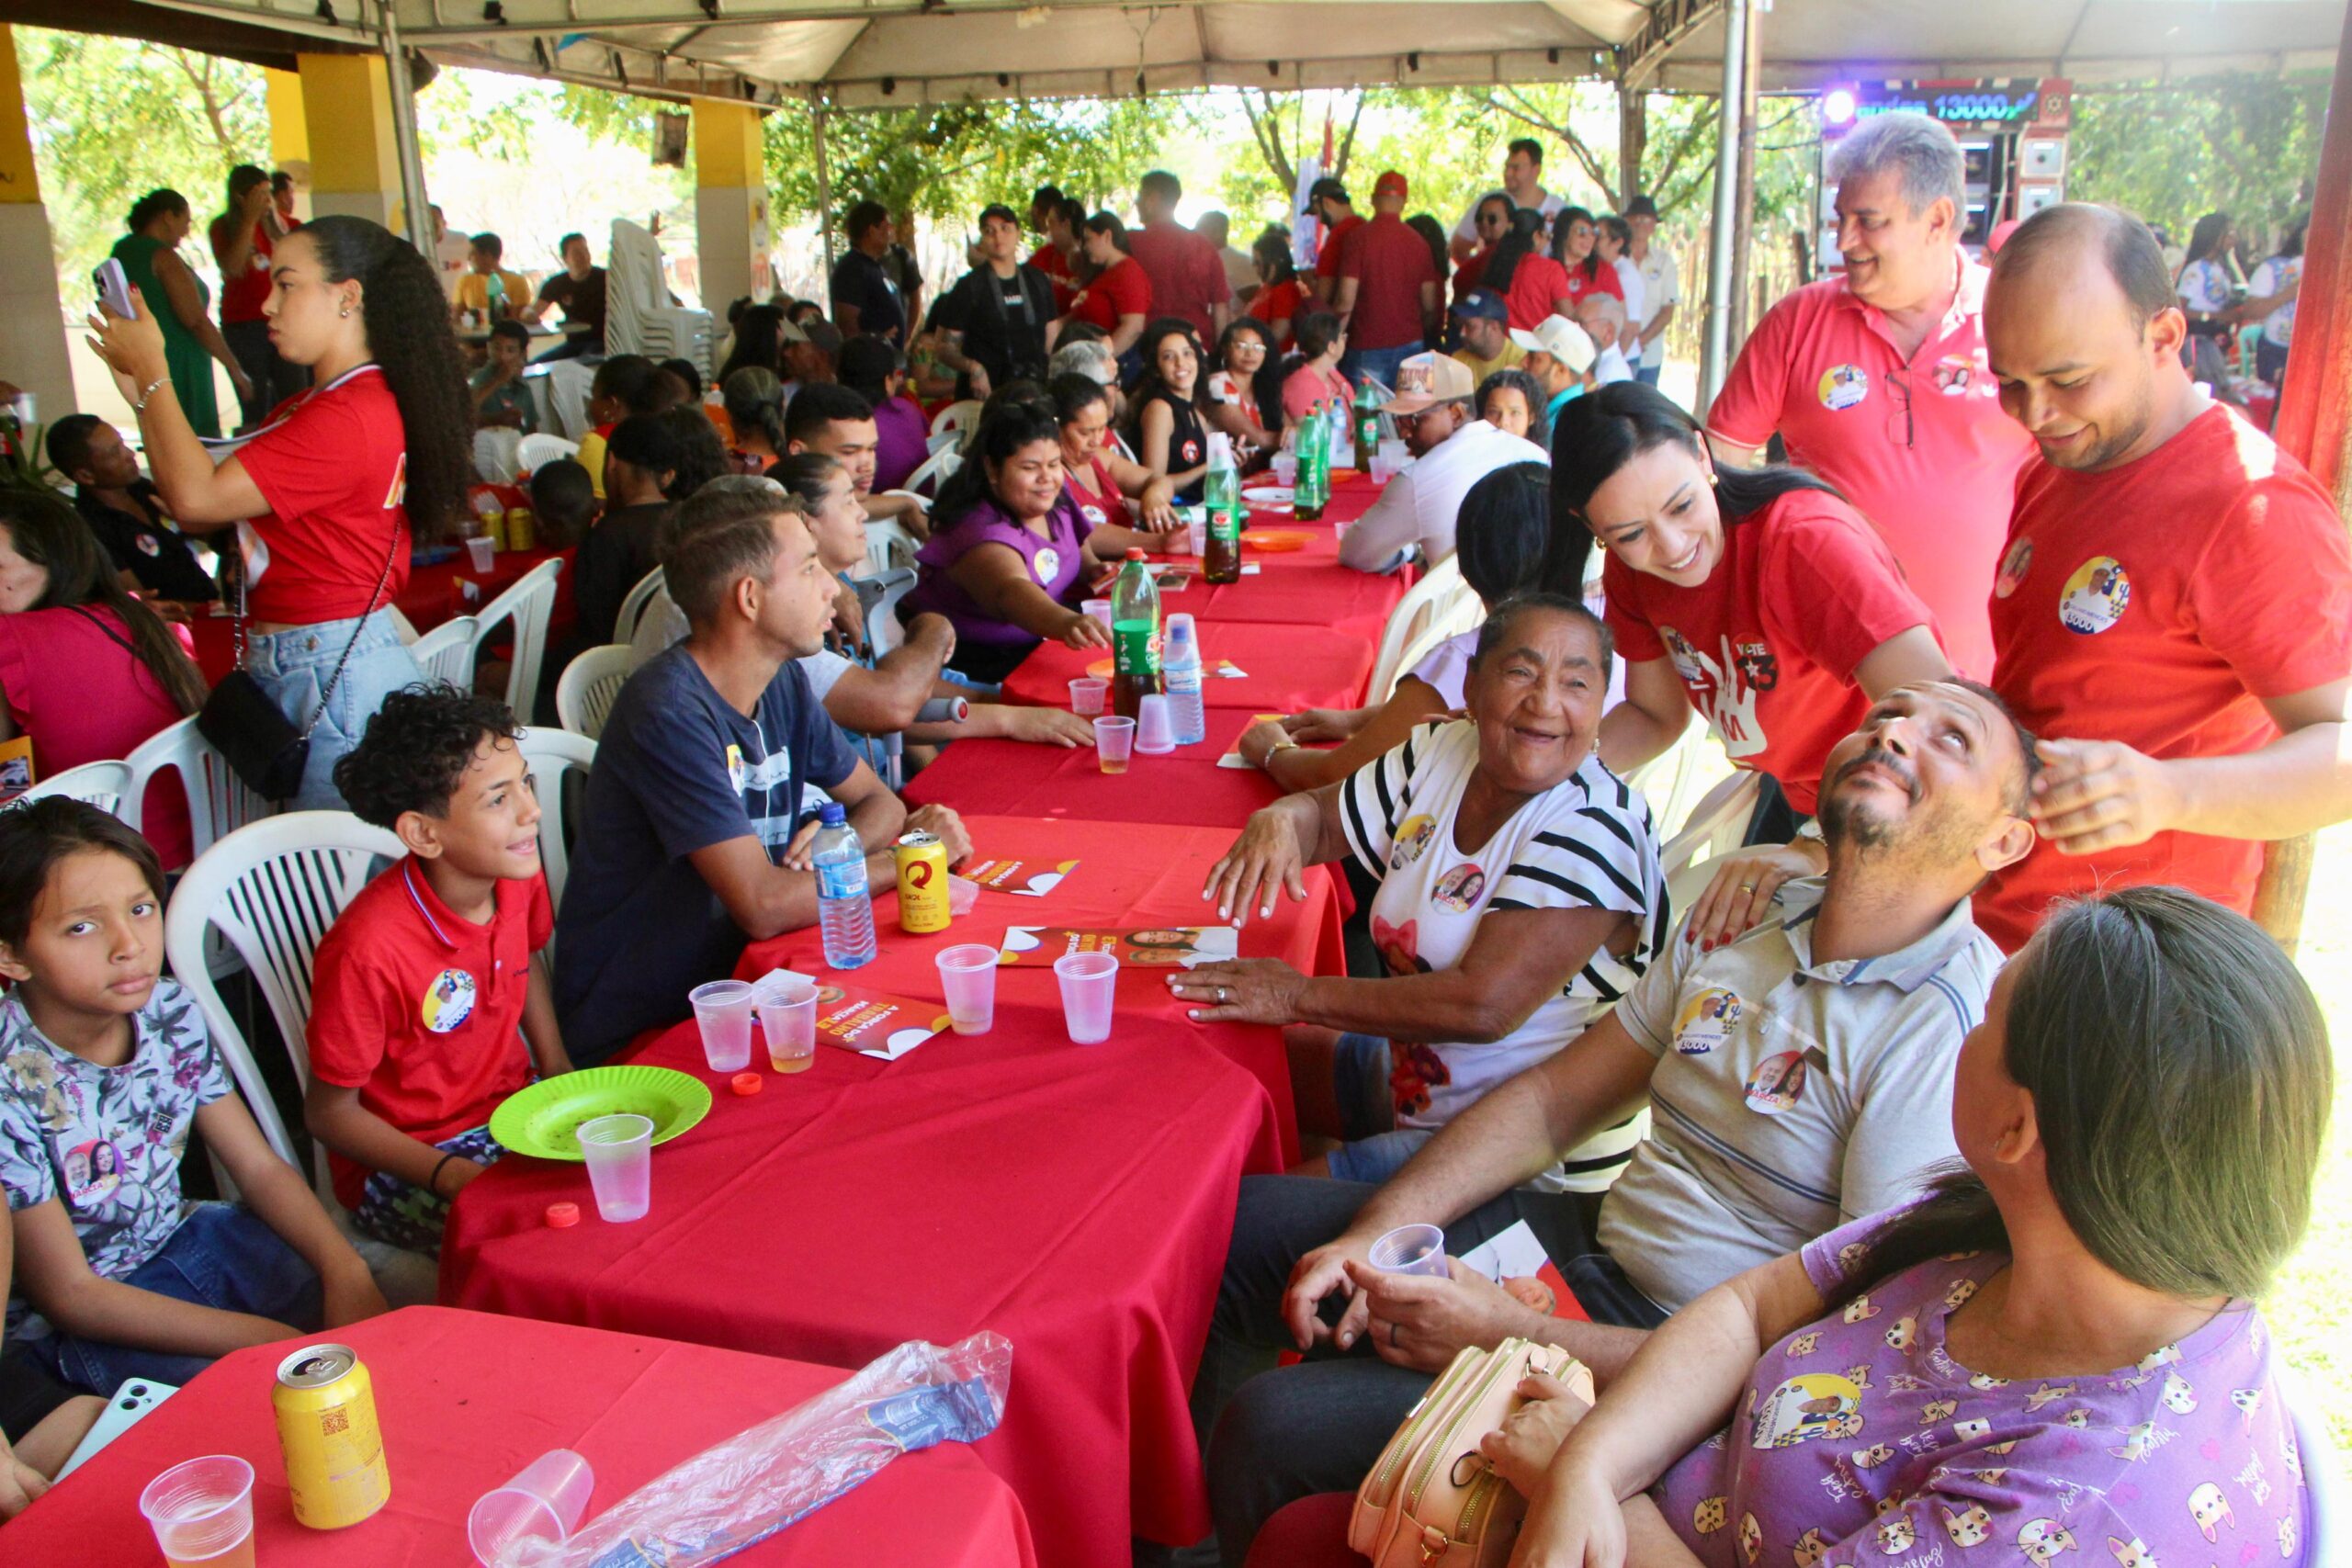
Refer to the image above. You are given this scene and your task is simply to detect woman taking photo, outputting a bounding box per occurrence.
[1052,375,1178,533]
[1058,213,1154,362]
[209,164,298,430]
[900,398,1156,683]
[1281,310,1353,424]
[90,214,470,811]
[1125,319,1215,504]
[1505,887,2324,1568]
[1484,209,1577,332]
[1205,317,1283,452]
[113,189,252,440]
[1550,206,1625,312]
[0,492,203,869]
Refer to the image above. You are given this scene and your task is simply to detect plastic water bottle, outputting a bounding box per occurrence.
[810,802,876,969]
[1163,613,1207,746]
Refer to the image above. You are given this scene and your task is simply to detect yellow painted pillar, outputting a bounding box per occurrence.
[695,100,774,311]
[264,67,311,219]
[0,26,77,423]
[298,53,402,231]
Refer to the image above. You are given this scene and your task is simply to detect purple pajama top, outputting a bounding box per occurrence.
[1652,1208,2310,1568]
[903,490,1099,653]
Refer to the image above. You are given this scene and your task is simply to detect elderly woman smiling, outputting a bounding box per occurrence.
[1170,593,1667,1187]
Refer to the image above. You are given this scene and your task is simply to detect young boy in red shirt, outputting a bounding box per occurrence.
[303,688,571,1253]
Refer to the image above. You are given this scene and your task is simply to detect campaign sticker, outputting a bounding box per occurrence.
[1751,1372,1864,1448]
[1660,626,1704,686]
[1994,537,2033,599]
[725,743,747,795]
[1390,813,1438,870]
[2059,556,2131,635]
[1816,365,1870,411]
[1743,1049,1808,1114]
[1032,546,1062,584]
[62,1138,125,1207]
[1673,987,1743,1055]
[1431,863,1487,913]
[422,968,478,1033]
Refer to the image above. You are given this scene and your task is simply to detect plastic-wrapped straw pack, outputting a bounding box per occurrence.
[498,1332,1012,1568]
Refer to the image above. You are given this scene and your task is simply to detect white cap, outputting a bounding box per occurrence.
[1508,316,1597,374]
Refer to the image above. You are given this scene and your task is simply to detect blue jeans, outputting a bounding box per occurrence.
[246,608,425,810]
[1325,1032,1433,1184]
[1342,343,1419,395]
[1634,363,1663,387]
[26,1203,323,1394]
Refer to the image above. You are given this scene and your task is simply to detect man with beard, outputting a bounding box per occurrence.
[1974,202,2352,953]
[1193,681,2038,1564]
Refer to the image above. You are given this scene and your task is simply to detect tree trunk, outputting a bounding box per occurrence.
[1618,90,1648,209]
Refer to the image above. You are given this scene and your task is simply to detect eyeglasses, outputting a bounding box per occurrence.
[1884,367,1914,449]
[1230,339,1267,355]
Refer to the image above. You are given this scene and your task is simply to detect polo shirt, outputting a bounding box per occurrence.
[1544,382,1586,423]
[1340,213,1441,352]
[1070,254,1152,333]
[555,645,860,1063]
[1978,406,2352,951]
[1126,221,1231,337]
[1337,419,1547,573]
[453,269,532,318]
[1452,342,1524,385]
[1316,214,1366,283]
[236,366,412,625]
[75,482,217,602]
[930,263,1056,389]
[1501,254,1574,331]
[1599,878,1995,1312]
[830,249,907,343]
[308,857,552,1209]
[1706,256,2034,679]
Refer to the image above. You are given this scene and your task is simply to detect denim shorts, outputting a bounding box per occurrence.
[1325,1032,1436,1184]
[245,607,425,811]
[25,1202,323,1394]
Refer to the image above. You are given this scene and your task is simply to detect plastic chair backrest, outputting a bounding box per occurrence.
[613,566,665,646]
[930,399,982,438]
[18,759,133,817]
[408,614,481,689]
[162,811,402,1194]
[1661,771,1762,914]
[554,644,636,740]
[126,716,275,861]
[471,557,565,715]
[1370,557,1476,701]
[901,446,962,498]
[515,726,595,915]
[926,429,962,455]
[472,427,524,486]
[864,569,920,658]
[861,519,920,578]
[515,432,582,473]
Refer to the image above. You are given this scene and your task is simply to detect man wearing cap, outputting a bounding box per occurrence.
[1307,178,1366,307]
[926,203,1057,399]
[1331,172,1442,391]
[1450,289,1525,384]
[1513,316,1600,423]
[1127,170,1231,339]
[1338,353,1547,574]
[1623,196,1679,387]
[1705,111,2034,678]
[1448,139,1567,265]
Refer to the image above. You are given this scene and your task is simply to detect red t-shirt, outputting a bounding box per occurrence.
[1560,262,1624,310]
[0,605,191,868]
[1250,278,1306,331]
[235,367,413,625]
[1602,488,1939,813]
[1977,407,2352,951]
[1028,243,1077,313]
[1125,222,1230,336]
[1451,249,1489,305]
[1706,262,2035,680]
[1501,254,1575,331]
[1317,215,1367,279]
[1340,214,1441,352]
[1070,255,1152,333]
[307,856,553,1209]
[209,216,274,325]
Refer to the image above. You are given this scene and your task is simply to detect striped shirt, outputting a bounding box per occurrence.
[1599,877,1998,1312]
[1340,720,1665,1191]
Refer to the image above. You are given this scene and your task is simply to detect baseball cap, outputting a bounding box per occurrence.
[1509,317,1597,375]
[1624,195,1659,219]
[1380,352,1476,417]
[1373,171,1408,201]
[803,320,843,356]
[1451,288,1509,324]
[1306,176,1351,209]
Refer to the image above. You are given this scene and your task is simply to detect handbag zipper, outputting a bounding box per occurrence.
[1453,1470,1503,1545]
[1405,1346,1523,1516]
[1368,1348,1481,1507]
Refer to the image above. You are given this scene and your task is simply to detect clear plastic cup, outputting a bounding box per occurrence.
[1271,451,1298,487]
[1053,951,1119,1044]
[754,977,818,1074]
[577,1112,653,1223]
[1081,597,1114,635]
[469,1449,595,1566]
[466,536,497,572]
[1186,514,1208,555]
[1094,716,1136,774]
[1069,677,1108,716]
[141,1454,254,1568]
[934,944,1000,1035]
[1135,694,1176,754]
[1370,1223,1449,1278]
[688,979,756,1072]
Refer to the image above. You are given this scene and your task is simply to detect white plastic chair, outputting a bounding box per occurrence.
[612,567,665,647]
[861,518,920,579]
[1660,771,1764,915]
[864,569,920,658]
[515,726,595,915]
[901,446,962,498]
[1370,557,1481,701]
[471,557,565,716]
[408,614,481,690]
[2289,1375,2344,1561]
[515,432,582,473]
[126,718,277,976]
[929,399,982,439]
[18,759,132,816]
[554,644,635,740]
[926,429,963,455]
[472,427,524,486]
[627,587,687,667]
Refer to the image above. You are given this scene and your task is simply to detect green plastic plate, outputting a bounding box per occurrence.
[489,1065,713,1162]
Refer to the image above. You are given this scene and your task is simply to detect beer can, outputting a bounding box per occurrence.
[479,507,507,554]
[273,1342,390,1529]
[895,830,952,933]
[505,505,537,551]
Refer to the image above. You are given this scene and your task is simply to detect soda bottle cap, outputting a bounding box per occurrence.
[1125,547,1148,560]
[730,1071,764,1096]
[545,1201,581,1228]
[1168,612,1196,638]
[819,801,847,826]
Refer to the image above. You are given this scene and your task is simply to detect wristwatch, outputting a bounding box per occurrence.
[1255,732,1300,767]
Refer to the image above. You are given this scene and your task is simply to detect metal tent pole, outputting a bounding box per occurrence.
[1699,0,1749,412]
[812,97,836,282]
[379,4,435,256]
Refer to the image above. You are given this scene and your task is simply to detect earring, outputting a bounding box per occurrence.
[339,306,352,318]
[1708,471,1719,487]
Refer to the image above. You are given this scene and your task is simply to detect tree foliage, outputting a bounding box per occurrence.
[2067,74,2329,247]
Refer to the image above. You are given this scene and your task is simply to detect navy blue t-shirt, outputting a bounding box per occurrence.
[828,249,906,344]
[554,645,859,1062]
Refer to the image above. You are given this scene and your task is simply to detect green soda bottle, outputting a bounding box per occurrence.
[1110,547,1163,719]
[1353,380,1381,470]
[1295,402,1328,522]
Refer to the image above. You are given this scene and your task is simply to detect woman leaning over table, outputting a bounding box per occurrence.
[112,189,253,440]
[1496,886,2324,1568]
[89,214,470,810]
[1170,593,1666,1193]
[1053,374,1179,533]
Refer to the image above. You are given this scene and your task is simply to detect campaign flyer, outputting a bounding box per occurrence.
[961,858,1078,897]
[755,969,950,1061]
[1456,1220,1592,1324]
[997,925,1239,967]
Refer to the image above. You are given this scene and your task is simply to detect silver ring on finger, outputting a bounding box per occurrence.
[1218,987,1229,1003]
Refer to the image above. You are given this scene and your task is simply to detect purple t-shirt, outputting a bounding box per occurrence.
[871,392,930,495]
[903,489,1098,649]
[1653,1208,2309,1568]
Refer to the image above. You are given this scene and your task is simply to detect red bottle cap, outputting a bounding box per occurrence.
[544,1201,581,1228]
[1125,547,1148,560]
[730,1071,763,1096]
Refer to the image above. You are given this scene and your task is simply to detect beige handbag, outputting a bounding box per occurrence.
[1349,1337,1595,1567]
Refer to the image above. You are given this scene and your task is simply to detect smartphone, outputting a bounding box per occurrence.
[94,257,137,319]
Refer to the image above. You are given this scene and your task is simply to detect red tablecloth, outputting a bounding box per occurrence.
[1001,620,1374,713]
[0,1306,1036,1567]
[443,1009,1277,1568]
[902,707,1284,827]
[734,813,1334,1161]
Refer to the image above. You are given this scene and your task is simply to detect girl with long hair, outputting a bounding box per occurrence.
[1280,310,1352,424]
[1484,207,1577,330]
[1204,317,1283,452]
[1124,319,1214,504]
[112,189,252,438]
[721,366,788,471]
[89,213,471,810]
[1058,212,1154,361]
[1549,205,1624,310]
[1249,231,1306,352]
[2176,210,2241,382]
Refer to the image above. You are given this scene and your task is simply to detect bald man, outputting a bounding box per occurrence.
[1973,201,2352,951]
